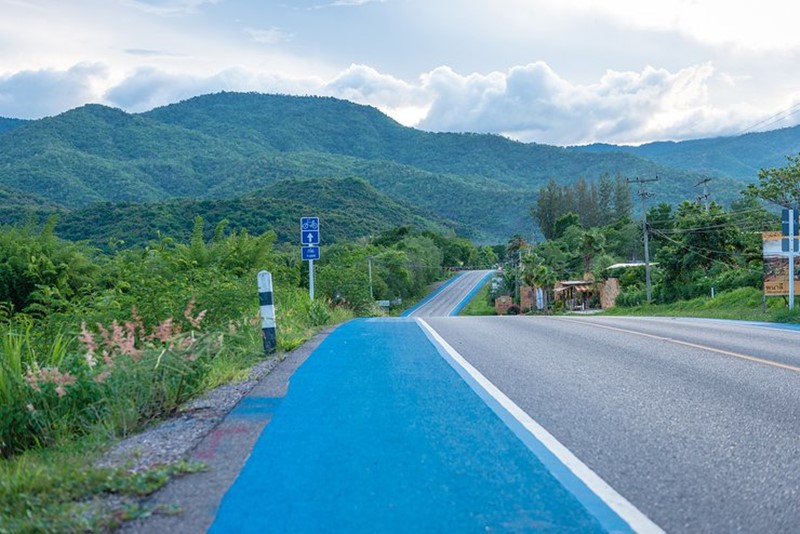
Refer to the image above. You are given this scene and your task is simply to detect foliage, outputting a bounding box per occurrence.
[54,177,460,250]
[0,92,773,243]
[602,287,789,322]
[744,153,800,208]
[0,438,205,532]
[458,282,495,316]
[532,175,632,239]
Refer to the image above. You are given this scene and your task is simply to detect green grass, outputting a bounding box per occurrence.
[601,287,800,322]
[0,435,206,533]
[458,282,496,316]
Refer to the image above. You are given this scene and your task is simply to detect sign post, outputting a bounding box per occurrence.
[301,217,320,301]
[782,208,799,309]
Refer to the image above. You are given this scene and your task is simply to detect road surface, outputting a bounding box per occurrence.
[425,315,800,532]
[403,269,494,317]
[151,271,800,533]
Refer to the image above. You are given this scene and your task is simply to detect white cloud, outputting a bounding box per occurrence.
[2,59,795,146]
[414,62,785,145]
[104,67,321,112]
[0,63,108,119]
[549,0,800,53]
[120,0,220,16]
[245,27,293,45]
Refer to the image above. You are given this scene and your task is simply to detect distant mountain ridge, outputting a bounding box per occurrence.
[568,126,800,181]
[0,92,799,243]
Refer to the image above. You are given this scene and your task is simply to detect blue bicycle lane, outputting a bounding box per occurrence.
[209,315,655,532]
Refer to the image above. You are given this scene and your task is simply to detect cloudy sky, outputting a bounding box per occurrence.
[2,0,800,145]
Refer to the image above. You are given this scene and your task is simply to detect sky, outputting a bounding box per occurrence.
[1,0,800,146]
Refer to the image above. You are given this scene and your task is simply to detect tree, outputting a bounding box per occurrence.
[553,212,580,240]
[613,174,633,219]
[579,228,606,275]
[745,153,800,208]
[531,179,562,240]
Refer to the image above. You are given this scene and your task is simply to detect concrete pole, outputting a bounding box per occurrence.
[257,270,277,354]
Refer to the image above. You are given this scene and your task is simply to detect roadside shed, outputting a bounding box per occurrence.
[554,280,595,311]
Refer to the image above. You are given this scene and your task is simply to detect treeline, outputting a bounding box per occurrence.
[531,174,633,239]
[0,217,489,459]
[518,159,791,309]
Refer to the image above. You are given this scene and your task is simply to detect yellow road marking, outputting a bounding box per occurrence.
[561,318,800,374]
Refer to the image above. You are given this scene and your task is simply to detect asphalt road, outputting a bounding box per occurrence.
[404,269,494,317]
[424,315,800,532]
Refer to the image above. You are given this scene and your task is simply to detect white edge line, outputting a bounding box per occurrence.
[417,318,664,534]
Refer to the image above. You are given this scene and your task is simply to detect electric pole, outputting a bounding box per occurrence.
[696,177,711,210]
[627,176,659,304]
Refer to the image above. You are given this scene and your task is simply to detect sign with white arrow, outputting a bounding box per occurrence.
[300,217,320,245]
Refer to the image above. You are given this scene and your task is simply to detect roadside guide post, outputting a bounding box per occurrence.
[301,217,320,301]
[257,270,277,354]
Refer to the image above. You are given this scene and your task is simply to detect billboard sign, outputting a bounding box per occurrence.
[763,231,800,296]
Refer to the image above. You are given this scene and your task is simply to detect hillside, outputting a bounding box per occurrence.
[570,126,800,182]
[0,117,28,135]
[1,92,798,242]
[55,177,461,249]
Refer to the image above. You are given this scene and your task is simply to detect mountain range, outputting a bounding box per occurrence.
[0,92,798,246]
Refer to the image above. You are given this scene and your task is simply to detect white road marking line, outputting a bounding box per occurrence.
[417,318,664,534]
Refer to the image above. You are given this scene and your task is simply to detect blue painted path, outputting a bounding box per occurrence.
[210,319,624,533]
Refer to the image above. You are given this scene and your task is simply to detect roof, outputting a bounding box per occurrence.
[555,281,594,293]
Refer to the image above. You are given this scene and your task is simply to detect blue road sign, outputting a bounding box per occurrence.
[782,238,800,252]
[301,230,320,245]
[302,246,320,261]
[782,209,799,236]
[301,217,319,231]
[300,217,320,245]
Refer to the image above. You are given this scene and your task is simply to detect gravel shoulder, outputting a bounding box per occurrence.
[99,326,336,533]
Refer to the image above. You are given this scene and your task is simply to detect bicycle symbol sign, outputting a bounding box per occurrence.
[301,217,319,231]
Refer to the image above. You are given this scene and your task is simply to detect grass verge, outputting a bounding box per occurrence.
[0,435,206,533]
[458,282,495,316]
[600,287,800,323]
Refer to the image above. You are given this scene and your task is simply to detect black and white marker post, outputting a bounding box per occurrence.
[257,270,277,354]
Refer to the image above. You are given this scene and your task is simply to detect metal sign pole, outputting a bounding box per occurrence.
[791,208,795,310]
[309,259,315,301]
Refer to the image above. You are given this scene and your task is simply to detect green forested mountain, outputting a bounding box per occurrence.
[0,117,28,135]
[570,126,800,182]
[1,92,798,243]
[55,177,460,249]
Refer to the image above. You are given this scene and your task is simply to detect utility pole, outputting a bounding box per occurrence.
[696,177,711,210]
[627,176,659,304]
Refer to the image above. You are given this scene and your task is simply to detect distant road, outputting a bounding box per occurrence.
[423,315,800,532]
[404,269,494,317]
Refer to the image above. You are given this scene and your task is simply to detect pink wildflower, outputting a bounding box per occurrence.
[120,321,141,361]
[96,322,112,350]
[130,305,146,339]
[80,321,98,355]
[24,369,41,392]
[94,370,112,384]
[183,298,207,330]
[25,367,76,397]
[154,318,174,343]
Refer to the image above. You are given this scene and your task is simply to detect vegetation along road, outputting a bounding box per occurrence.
[425,315,800,532]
